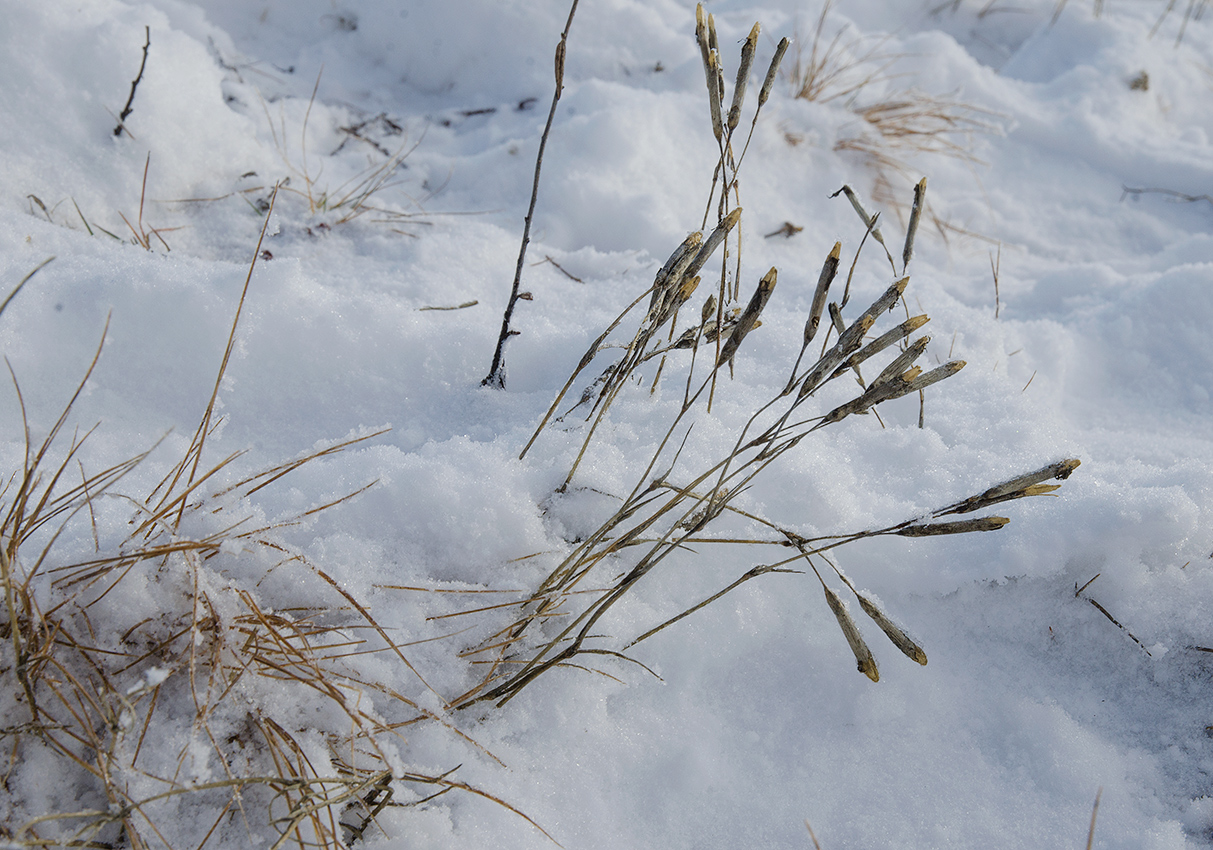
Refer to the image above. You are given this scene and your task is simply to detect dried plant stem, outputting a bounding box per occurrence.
[483,0,581,389]
[0,256,55,320]
[113,26,150,137]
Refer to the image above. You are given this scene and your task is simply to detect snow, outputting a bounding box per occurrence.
[1,0,1211,847]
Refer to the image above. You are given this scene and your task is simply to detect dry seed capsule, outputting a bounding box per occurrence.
[759,37,790,107]
[895,516,1009,536]
[797,315,875,399]
[728,23,761,130]
[717,267,777,367]
[856,594,927,665]
[903,177,927,270]
[903,359,964,393]
[684,208,742,279]
[706,51,725,140]
[805,243,841,346]
[938,458,1082,516]
[650,232,703,310]
[706,51,724,141]
[695,4,710,66]
[834,316,930,379]
[823,585,879,682]
[828,301,846,336]
[831,184,888,250]
[855,276,910,328]
[870,335,932,388]
[980,459,1082,502]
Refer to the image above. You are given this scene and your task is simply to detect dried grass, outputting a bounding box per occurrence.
[258,75,429,232]
[0,194,545,849]
[791,4,1001,234]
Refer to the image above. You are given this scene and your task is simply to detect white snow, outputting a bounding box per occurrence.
[1,0,1212,847]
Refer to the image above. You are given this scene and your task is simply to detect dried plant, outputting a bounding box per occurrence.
[788,1,903,105]
[260,75,428,232]
[0,196,546,849]
[446,15,1079,705]
[456,181,1080,703]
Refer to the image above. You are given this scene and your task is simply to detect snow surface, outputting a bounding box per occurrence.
[1,0,1212,847]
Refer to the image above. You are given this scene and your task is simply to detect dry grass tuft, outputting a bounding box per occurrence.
[788,2,903,105]
[1,195,545,849]
[259,76,429,234]
[790,4,1000,235]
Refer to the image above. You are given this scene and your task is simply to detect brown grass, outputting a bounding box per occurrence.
[0,193,547,849]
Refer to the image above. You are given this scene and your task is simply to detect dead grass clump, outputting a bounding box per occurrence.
[260,74,429,234]
[790,4,1000,234]
[788,1,902,105]
[0,199,545,849]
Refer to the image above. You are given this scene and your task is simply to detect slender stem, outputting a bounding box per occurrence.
[483,0,581,389]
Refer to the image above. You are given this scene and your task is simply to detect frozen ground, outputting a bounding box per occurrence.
[1,0,1212,847]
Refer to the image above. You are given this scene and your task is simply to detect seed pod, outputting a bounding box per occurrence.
[856,276,910,328]
[833,316,930,379]
[650,232,703,313]
[695,4,710,67]
[671,274,701,313]
[870,335,931,388]
[896,516,1009,536]
[759,37,790,107]
[700,293,717,325]
[823,585,879,682]
[684,208,742,280]
[856,594,927,665]
[805,242,841,346]
[937,459,1082,516]
[828,301,846,336]
[706,50,724,141]
[797,316,875,399]
[831,184,888,251]
[802,276,910,395]
[902,359,964,393]
[903,177,927,270]
[728,23,761,130]
[717,267,777,367]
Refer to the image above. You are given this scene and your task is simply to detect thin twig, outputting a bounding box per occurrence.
[483,0,581,388]
[114,26,150,137]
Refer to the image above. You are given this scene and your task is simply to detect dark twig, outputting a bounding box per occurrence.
[483,0,581,389]
[114,26,151,137]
